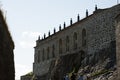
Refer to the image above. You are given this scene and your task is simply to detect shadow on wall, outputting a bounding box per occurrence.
[47,41,116,80]
[0,10,15,80]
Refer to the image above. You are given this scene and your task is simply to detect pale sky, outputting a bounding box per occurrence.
[0,0,117,80]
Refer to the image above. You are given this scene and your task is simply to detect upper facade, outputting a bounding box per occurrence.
[34,4,120,64]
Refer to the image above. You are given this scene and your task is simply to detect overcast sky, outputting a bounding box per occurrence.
[1,0,117,79]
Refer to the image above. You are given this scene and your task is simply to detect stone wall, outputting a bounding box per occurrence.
[116,14,120,80]
[0,10,15,80]
[33,60,52,76]
[33,4,120,77]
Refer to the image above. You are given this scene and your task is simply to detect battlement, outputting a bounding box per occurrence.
[36,5,101,43]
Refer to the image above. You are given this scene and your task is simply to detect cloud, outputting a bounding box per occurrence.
[19,31,41,48]
[22,31,41,38]
[19,41,35,48]
[15,64,32,80]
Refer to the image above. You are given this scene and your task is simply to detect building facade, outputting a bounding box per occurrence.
[33,4,120,78]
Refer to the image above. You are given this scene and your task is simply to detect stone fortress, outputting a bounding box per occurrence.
[32,4,120,80]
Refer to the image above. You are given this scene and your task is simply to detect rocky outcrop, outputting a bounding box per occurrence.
[48,41,116,80]
[50,53,82,80]
[0,10,15,80]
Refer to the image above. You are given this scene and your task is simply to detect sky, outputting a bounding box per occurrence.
[0,0,118,80]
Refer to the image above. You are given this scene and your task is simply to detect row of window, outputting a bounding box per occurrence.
[59,29,86,53]
[37,45,55,63]
[37,29,86,62]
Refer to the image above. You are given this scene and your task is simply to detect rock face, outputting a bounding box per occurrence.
[0,11,15,80]
[49,41,116,80]
[50,52,83,80]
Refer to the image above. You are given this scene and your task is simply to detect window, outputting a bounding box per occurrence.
[42,48,45,61]
[82,29,86,46]
[73,32,77,50]
[47,47,49,59]
[52,45,55,58]
[66,36,69,51]
[59,39,62,54]
[38,51,40,63]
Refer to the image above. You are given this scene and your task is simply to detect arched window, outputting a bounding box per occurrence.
[73,32,77,50]
[66,36,69,51]
[47,47,49,60]
[52,45,55,58]
[82,29,86,47]
[59,39,62,54]
[42,48,45,61]
[38,51,40,63]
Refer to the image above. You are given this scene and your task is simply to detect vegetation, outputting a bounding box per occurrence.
[25,72,33,76]
[91,69,109,77]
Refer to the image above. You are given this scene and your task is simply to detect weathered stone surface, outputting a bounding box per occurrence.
[0,10,15,80]
[48,42,116,80]
[115,14,120,80]
[50,53,82,80]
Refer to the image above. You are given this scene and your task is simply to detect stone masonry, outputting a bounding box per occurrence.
[116,14,120,80]
[33,4,120,79]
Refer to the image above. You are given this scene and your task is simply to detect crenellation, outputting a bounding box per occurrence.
[63,22,66,29]
[54,28,56,34]
[48,31,50,36]
[36,12,94,44]
[70,18,72,25]
[44,33,46,39]
[95,5,98,11]
[59,24,61,31]
[86,9,88,17]
[77,14,80,22]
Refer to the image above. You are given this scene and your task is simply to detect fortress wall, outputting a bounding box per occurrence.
[87,6,119,54]
[33,60,52,76]
[33,4,120,76]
